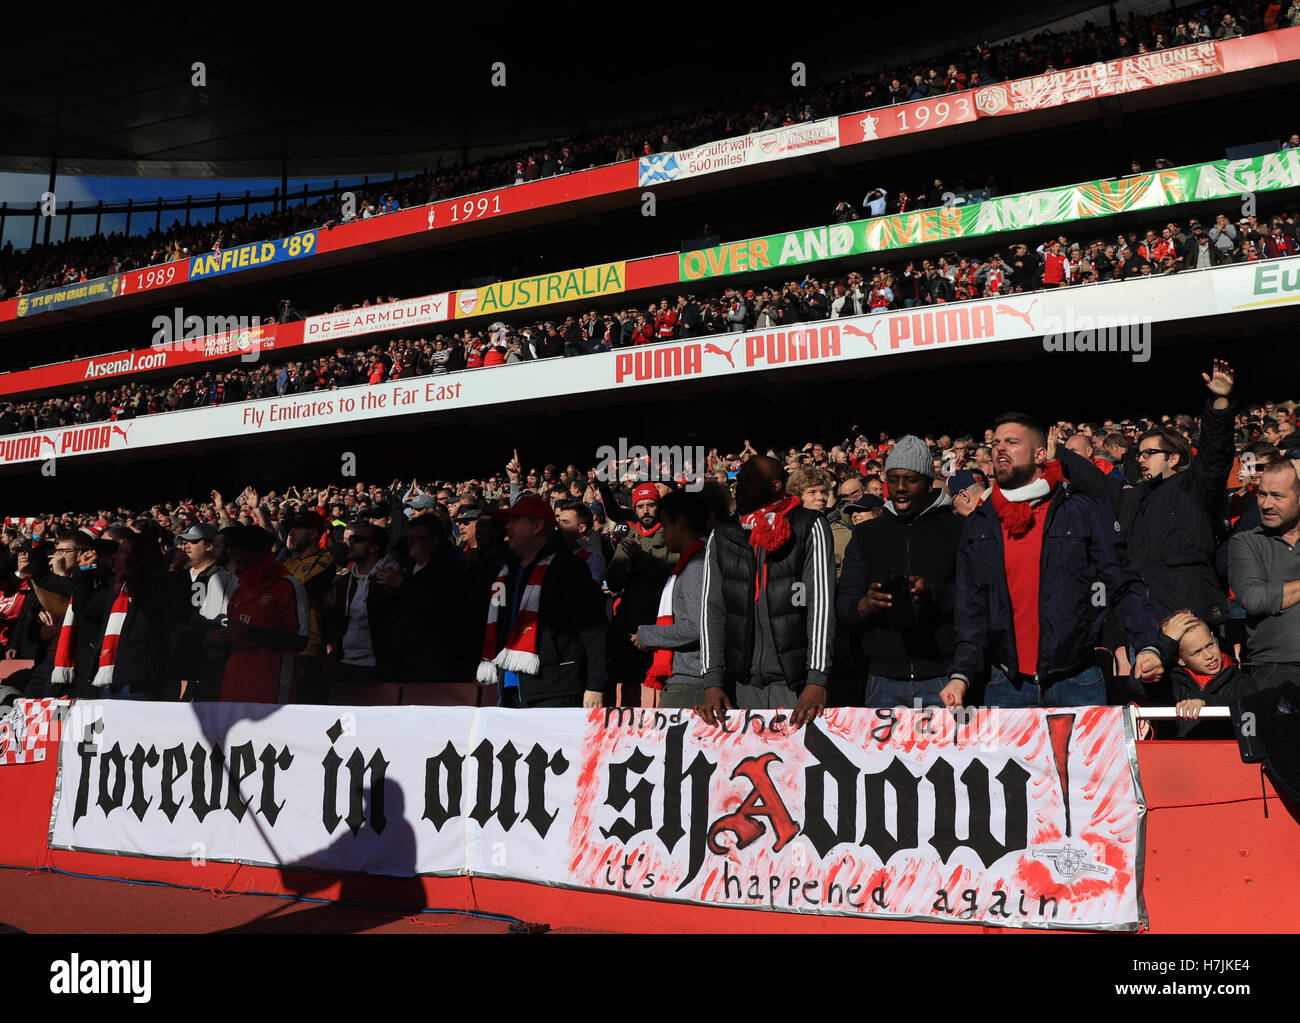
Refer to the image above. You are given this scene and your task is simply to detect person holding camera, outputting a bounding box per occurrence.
[836,436,965,707]
[8,530,84,698]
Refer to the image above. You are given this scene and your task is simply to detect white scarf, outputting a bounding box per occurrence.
[997,477,1051,504]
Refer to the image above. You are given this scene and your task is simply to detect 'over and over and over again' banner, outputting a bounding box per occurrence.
[49,702,1146,930]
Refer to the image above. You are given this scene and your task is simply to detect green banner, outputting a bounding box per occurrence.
[678,150,1300,282]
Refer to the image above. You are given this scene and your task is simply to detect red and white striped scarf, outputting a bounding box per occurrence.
[51,603,78,686]
[643,539,705,691]
[90,582,132,688]
[476,554,554,685]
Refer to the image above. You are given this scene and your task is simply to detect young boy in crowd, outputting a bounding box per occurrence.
[1160,609,1257,738]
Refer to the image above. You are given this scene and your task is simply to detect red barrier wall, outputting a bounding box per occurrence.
[0,731,1291,933]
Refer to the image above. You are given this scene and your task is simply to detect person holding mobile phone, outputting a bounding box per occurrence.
[837,436,965,708]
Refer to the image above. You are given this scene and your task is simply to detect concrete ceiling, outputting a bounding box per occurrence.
[0,2,1114,179]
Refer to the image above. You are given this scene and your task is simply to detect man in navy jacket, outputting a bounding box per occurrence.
[946,413,1167,708]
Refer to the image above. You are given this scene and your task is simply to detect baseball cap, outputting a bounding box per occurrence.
[844,493,885,512]
[947,469,988,493]
[588,500,606,517]
[178,522,218,542]
[405,494,438,510]
[492,494,556,525]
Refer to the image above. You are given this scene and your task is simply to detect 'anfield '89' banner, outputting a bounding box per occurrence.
[48,702,1146,930]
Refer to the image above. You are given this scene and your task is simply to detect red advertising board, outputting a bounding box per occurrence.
[314,162,639,254]
[0,322,301,397]
[624,253,679,292]
[118,260,191,295]
[838,93,977,147]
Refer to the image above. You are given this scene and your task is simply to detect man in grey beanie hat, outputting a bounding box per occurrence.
[884,434,935,484]
[837,434,965,708]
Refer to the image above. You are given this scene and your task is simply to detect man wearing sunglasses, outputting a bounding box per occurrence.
[1054,360,1238,636]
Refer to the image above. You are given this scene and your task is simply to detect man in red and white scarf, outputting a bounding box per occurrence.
[948,413,1166,709]
[478,495,607,709]
[632,490,710,709]
[607,482,678,708]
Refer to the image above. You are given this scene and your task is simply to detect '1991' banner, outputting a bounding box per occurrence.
[48,702,1146,930]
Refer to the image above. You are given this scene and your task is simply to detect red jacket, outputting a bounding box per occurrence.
[221,556,306,704]
[655,309,678,338]
[1042,252,1068,285]
[1264,233,1296,258]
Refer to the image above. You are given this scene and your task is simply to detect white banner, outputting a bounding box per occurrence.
[47,701,1146,929]
[639,118,839,186]
[0,256,1295,468]
[302,292,451,345]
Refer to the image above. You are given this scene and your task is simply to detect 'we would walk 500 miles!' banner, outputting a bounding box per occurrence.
[48,702,1147,930]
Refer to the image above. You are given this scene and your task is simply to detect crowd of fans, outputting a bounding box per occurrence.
[2,362,1298,735]
[4,194,1297,435]
[0,0,1282,301]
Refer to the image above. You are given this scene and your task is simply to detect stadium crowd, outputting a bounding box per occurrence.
[3,196,1297,435]
[2,361,1297,736]
[0,0,1282,301]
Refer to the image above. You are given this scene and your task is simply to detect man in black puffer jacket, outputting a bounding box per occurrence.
[699,456,836,728]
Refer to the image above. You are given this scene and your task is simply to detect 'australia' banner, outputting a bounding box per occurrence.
[48,701,1147,930]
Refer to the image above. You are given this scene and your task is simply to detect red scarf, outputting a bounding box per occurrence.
[1187,651,1235,690]
[989,461,1063,538]
[636,521,662,538]
[740,495,801,552]
[477,554,554,684]
[643,539,706,690]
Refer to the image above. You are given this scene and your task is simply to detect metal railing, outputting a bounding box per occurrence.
[0,171,414,249]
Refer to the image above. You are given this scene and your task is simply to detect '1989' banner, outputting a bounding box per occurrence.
[48,702,1146,930]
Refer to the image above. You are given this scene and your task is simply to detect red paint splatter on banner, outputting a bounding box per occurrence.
[559,707,1139,927]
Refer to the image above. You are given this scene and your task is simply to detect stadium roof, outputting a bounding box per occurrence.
[0,3,1108,180]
